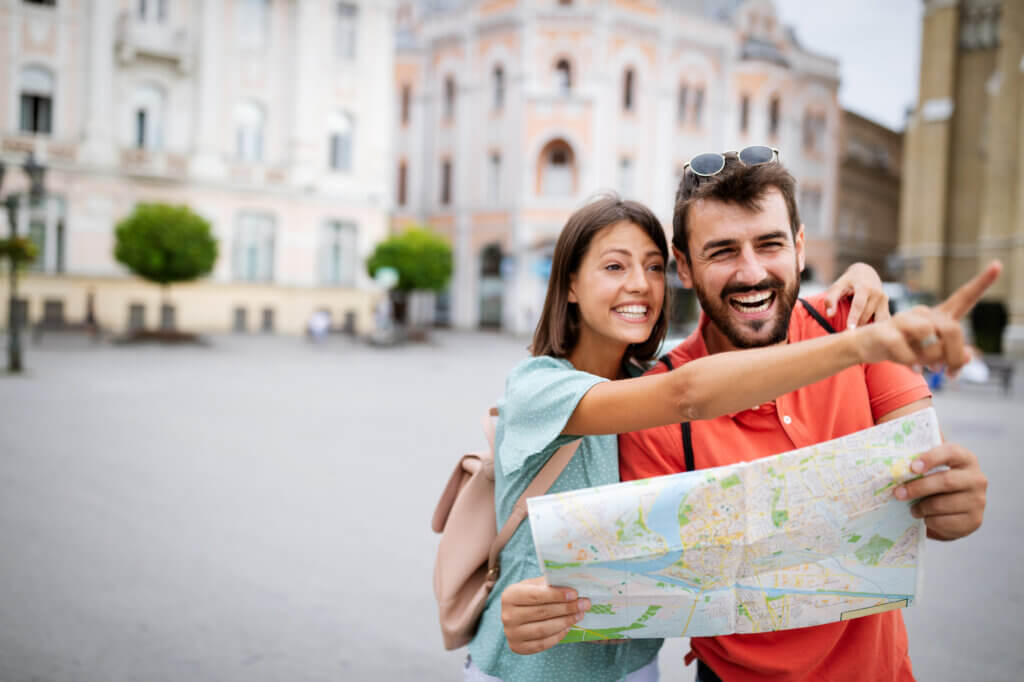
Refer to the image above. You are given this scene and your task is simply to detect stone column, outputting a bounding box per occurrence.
[286,0,321,188]
[1003,1,1024,356]
[80,0,116,165]
[189,0,225,178]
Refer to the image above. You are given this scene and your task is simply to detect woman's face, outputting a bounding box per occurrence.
[568,221,666,351]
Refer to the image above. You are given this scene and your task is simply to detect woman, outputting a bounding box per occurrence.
[465,196,981,682]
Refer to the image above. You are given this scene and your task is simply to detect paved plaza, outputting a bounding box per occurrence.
[1,330,1021,681]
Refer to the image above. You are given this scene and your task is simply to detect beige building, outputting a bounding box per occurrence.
[836,110,903,280]
[0,0,395,336]
[900,0,1024,354]
[393,0,842,334]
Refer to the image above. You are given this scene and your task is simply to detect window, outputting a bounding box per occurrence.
[19,66,54,135]
[137,0,167,22]
[739,94,750,133]
[693,87,704,126]
[677,84,689,124]
[233,213,276,282]
[618,157,634,197]
[131,84,165,150]
[800,187,823,235]
[768,96,780,137]
[539,140,574,196]
[493,65,505,109]
[488,152,501,203]
[440,159,452,205]
[24,0,57,6]
[336,2,358,59]
[555,59,571,96]
[320,220,357,286]
[443,76,456,120]
[238,0,269,49]
[328,111,354,172]
[400,84,411,125]
[397,160,408,206]
[234,101,265,162]
[623,68,635,111]
[803,111,826,152]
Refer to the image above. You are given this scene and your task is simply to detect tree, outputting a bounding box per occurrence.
[114,203,218,331]
[366,227,452,292]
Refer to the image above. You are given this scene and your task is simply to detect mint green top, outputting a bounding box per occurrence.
[467,356,663,681]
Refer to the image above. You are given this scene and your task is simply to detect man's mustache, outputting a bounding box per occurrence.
[720,277,786,300]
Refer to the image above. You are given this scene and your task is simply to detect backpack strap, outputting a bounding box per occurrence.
[659,353,695,473]
[799,298,838,334]
[486,438,582,582]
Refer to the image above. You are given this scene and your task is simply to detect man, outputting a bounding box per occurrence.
[501,152,994,681]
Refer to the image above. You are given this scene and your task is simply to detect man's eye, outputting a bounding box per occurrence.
[761,242,784,249]
[708,250,731,259]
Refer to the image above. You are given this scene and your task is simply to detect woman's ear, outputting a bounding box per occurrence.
[568,274,578,303]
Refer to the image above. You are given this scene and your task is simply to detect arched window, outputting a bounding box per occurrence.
[693,86,705,126]
[131,83,165,150]
[233,212,276,282]
[538,140,576,196]
[328,111,354,172]
[622,68,635,112]
[493,65,505,110]
[554,59,571,96]
[19,65,54,135]
[443,75,456,120]
[234,101,265,162]
[677,83,689,123]
[768,95,780,137]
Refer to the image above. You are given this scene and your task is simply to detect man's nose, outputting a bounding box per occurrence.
[735,246,768,284]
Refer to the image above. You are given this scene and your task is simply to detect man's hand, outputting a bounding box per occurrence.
[893,442,987,540]
[501,576,589,655]
[824,262,891,329]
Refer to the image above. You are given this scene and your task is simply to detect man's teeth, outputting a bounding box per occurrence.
[615,305,648,319]
[730,291,774,312]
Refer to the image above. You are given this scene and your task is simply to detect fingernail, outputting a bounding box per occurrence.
[575,612,584,623]
[894,486,908,500]
[579,598,591,612]
[564,590,577,602]
[911,460,925,474]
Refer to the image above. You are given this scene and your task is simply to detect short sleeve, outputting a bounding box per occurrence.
[864,362,931,421]
[497,356,606,476]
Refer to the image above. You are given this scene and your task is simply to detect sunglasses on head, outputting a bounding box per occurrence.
[684,145,781,177]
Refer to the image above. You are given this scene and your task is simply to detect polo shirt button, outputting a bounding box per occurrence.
[782,415,792,425]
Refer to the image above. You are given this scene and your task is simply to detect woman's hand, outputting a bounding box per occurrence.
[853,261,1001,373]
[500,576,589,655]
[823,262,890,329]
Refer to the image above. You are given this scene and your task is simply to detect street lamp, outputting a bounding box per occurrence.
[1,152,47,373]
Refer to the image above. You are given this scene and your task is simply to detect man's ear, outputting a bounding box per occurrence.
[568,273,578,303]
[672,246,694,289]
[795,224,806,273]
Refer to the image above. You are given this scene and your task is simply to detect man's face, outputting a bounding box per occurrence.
[676,188,805,351]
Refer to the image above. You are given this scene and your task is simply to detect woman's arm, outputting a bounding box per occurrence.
[564,261,1001,436]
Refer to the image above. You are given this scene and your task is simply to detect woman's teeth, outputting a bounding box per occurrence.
[730,291,774,313]
[614,305,648,320]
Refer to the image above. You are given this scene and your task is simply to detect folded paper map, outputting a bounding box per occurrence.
[528,408,942,641]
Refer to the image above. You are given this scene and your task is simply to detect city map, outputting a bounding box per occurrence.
[528,408,942,641]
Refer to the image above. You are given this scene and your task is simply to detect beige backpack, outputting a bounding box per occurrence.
[430,407,581,650]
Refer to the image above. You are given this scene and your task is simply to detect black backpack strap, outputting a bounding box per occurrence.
[659,353,674,371]
[660,353,695,472]
[799,298,837,335]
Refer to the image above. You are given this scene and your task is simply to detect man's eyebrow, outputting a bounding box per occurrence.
[755,230,790,242]
[700,238,738,252]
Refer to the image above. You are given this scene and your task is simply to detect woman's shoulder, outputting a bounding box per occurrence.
[507,354,574,380]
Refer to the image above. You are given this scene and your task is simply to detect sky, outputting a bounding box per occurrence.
[773,0,924,131]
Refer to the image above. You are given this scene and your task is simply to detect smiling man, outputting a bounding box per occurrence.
[613,151,989,682]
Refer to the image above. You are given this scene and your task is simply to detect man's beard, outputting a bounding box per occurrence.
[691,269,800,349]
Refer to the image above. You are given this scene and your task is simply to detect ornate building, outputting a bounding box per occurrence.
[1,0,395,335]
[392,0,842,334]
[900,0,1024,354]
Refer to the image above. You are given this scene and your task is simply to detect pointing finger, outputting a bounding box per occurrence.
[937,260,1002,320]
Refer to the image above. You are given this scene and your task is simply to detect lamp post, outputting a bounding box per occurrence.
[2,153,47,373]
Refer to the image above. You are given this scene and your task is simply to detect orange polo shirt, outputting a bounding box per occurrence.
[619,294,931,682]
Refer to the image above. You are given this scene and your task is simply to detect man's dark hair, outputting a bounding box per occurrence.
[672,155,801,261]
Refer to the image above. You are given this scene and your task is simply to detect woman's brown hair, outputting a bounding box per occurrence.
[531,194,669,365]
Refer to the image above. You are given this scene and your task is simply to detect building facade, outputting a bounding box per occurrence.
[835,110,903,281]
[393,0,841,335]
[0,0,395,335]
[900,0,1024,354]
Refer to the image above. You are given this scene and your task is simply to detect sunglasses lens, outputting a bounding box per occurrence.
[738,145,775,166]
[689,153,725,177]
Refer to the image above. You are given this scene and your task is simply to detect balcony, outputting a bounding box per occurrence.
[120,148,188,179]
[1,134,77,165]
[115,11,192,73]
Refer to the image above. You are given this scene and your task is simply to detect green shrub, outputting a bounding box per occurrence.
[366,227,452,292]
[114,203,218,286]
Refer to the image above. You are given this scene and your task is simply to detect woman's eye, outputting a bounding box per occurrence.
[604,263,623,271]
[648,263,665,272]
